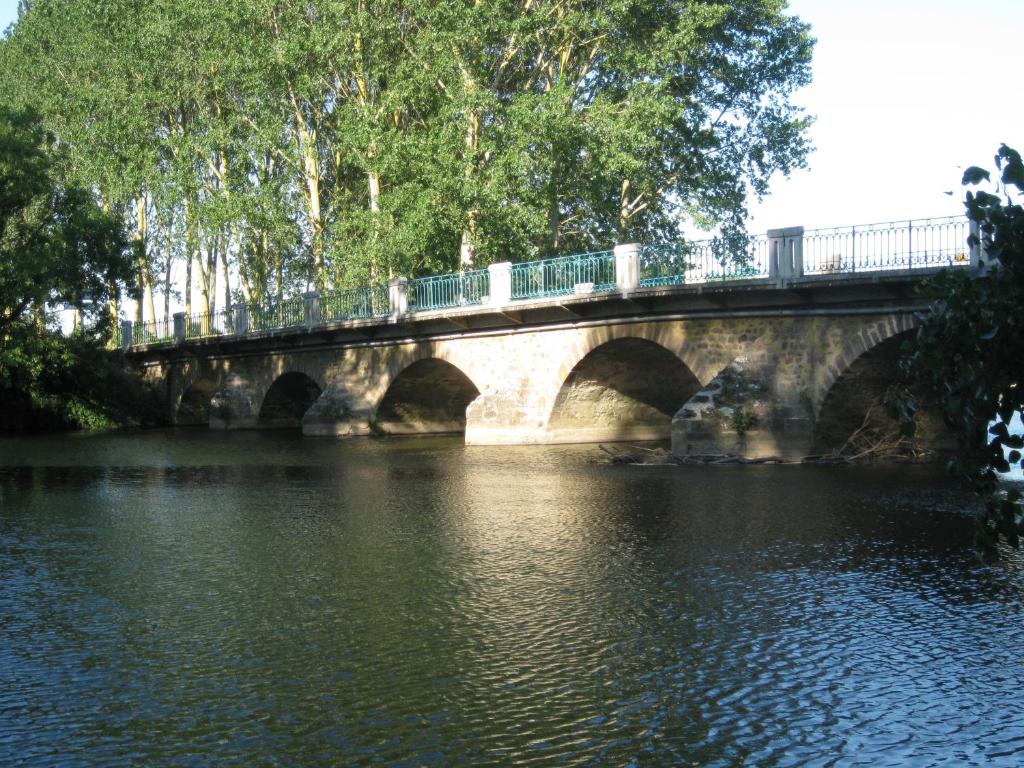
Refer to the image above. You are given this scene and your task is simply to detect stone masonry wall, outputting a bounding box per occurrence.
[133,311,917,454]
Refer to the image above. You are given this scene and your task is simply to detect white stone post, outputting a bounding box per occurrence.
[173,312,186,343]
[767,226,804,282]
[487,261,513,307]
[389,277,408,318]
[614,243,640,294]
[302,291,321,329]
[789,228,805,277]
[232,303,249,336]
[968,219,990,269]
[119,319,133,350]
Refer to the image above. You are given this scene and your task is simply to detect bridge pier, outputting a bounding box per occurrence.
[464,388,552,445]
[670,358,814,459]
[301,385,375,437]
[209,374,261,430]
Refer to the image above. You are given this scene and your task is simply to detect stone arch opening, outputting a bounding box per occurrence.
[548,337,702,442]
[177,379,219,425]
[815,330,949,454]
[375,358,481,435]
[258,372,323,428]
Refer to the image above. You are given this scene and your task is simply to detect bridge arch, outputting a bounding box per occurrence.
[814,318,949,454]
[176,378,220,425]
[373,356,481,435]
[816,314,919,414]
[814,327,915,452]
[258,371,323,428]
[546,335,702,442]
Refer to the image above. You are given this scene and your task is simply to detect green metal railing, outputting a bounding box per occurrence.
[322,285,389,322]
[131,318,174,346]
[184,310,232,339]
[249,297,305,333]
[409,269,489,311]
[121,215,975,349]
[511,251,615,300]
[639,239,769,287]
[639,244,693,288]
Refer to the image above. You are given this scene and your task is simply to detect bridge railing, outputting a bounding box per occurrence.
[639,237,770,287]
[184,310,233,340]
[409,269,490,311]
[801,216,971,274]
[322,285,390,322]
[131,318,174,346]
[249,297,305,333]
[511,251,616,299]
[121,214,976,349]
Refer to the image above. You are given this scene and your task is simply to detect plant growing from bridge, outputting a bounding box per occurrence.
[897,145,1024,560]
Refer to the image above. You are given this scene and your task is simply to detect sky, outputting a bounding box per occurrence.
[1,0,1021,234]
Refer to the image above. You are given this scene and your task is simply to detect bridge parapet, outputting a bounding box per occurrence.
[118,215,976,350]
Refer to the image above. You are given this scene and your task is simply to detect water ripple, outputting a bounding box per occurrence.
[2,434,1023,766]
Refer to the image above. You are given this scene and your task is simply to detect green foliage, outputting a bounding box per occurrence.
[0,0,814,308]
[0,326,163,431]
[0,105,144,432]
[729,407,760,437]
[898,145,1024,560]
[0,104,131,334]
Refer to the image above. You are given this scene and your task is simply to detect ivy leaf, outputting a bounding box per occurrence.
[962,166,990,185]
[998,145,1024,189]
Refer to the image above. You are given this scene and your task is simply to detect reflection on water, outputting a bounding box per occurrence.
[2,431,1023,766]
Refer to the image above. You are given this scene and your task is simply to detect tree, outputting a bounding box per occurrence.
[1,0,814,302]
[898,145,1024,560]
[0,105,130,333]
[0,104,137,429]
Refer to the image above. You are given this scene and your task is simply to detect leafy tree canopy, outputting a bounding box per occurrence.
[0,104,138,430]
[0,0,814,313]
[898,145,1024,560]
[0,104,130,335]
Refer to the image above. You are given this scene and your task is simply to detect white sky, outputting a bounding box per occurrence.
[2,0,1022,234]
[745,0,1024,233]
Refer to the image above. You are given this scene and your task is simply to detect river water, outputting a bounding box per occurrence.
[2,430,1023,767]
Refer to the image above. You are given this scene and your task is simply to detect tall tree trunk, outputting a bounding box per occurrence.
[184,199,207,317]
[207,236,218,316]
[106,275,118,333]
[220,228,232,319]
[185,250,192,319]
[274,248,283,306]
[194,245,209,316]
[617,178,631,244]
[368,167,383,282]
[163,230,173,324]
[236,225,253,303]
[459,108,479,269]
[135,194,156,325]
[292,102,326,289]
[99,195,119,333]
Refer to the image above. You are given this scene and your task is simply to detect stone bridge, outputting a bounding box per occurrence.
[127,220,978,458]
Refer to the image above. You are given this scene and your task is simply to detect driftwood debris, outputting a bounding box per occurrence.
[598,402,935,467]
[801,403,931,465]
[597,445,786,466]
